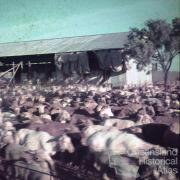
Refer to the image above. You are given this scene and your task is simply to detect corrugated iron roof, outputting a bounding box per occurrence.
[0,32,128,57]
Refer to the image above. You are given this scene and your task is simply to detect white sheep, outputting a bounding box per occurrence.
[107,133,168,179]
[107,132,156,158]
[87,128,120,153]
[5,145,55,180]
[87,128,164,161]
[100,106,114,118]
[15,128,35,145]
[84,127,121,172]
[56,134,75,153]
[14,129,75,177]
[22,130,56,156]
[102,118,142,133]
[5,143,33,162]
[103,118,135,129]
[15,129,75,161]
[26,152,55,180]
[1,130,16,147]
[81,125,106,145]
[2,136,46,180]
[2,121,15,131]
[85,126,168,179]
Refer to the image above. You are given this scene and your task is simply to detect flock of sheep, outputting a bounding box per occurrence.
[0,82,179,180]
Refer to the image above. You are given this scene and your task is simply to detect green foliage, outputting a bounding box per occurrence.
[125,18,180,73]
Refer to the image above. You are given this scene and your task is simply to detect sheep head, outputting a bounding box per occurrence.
[57,135,75,153]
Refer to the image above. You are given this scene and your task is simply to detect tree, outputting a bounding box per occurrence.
[124,18,180,88]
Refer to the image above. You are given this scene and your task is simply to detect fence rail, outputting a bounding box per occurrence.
[0,157,101,180]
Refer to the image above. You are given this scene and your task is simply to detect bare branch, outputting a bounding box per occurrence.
[167,58,173,72]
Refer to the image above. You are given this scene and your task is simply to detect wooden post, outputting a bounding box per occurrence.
[0,66,17,78]
[12,61,15,84]
[8,63,20,87]
[28,61,31,80]
[20,61,23,70]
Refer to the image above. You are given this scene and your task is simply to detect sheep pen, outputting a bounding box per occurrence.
[0,82,179,180]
